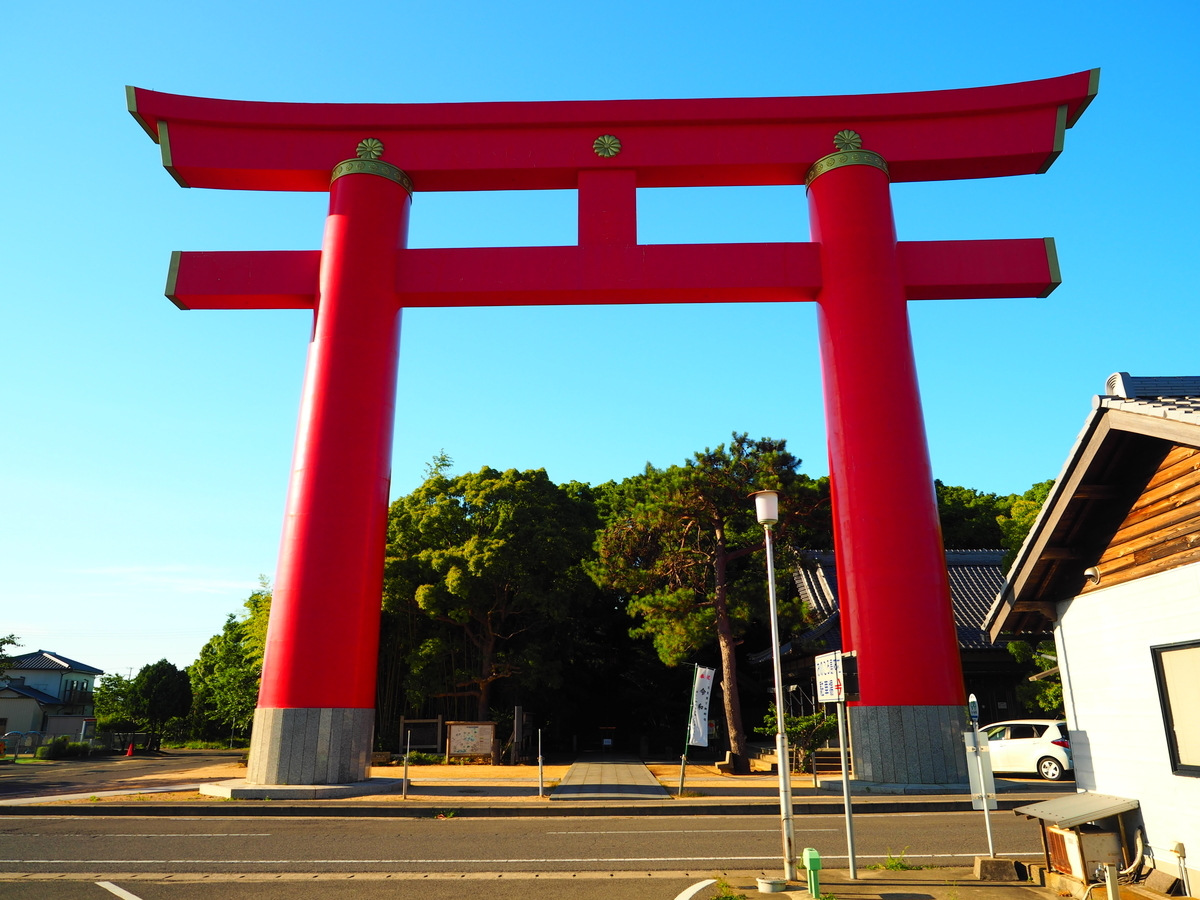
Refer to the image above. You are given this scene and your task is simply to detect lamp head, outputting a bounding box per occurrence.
[750,490,779,526]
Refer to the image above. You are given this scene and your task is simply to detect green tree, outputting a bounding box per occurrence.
[94,673,136,731]
[935,481,1009,549]
[0,634,20,676]
[755,703,838,775]
[384,464,599,719]
[130,660,191,746]
[240,576,272,671]
[189,616,260,743]
[591,433,830,772]
[1006,639,1062,713]
[997,479,1055,570]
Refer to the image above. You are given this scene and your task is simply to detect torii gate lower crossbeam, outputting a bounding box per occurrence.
[130,69,1096,787]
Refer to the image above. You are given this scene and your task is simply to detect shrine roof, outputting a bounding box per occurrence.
[128,70,1098,193]
[747,549,1008,665]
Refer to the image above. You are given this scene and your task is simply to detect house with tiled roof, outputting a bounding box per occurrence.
[751,549,1032,723]
[985,374,1200,893]
[0,650,103,736]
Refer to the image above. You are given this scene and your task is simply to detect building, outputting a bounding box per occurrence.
[751,549,1036,724]
[985,374,1200,893]
[0,650,103,736]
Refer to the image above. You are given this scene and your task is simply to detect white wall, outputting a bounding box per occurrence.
[0,696,45,733]
[1056,560,1200,883]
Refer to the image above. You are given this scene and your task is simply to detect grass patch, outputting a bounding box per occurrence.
[676,789,709,798]
[870,846,923,871]
[160,740,250,750]
[712,877,750,900]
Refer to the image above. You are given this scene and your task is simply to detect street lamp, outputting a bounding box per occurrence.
[751,489,797,882]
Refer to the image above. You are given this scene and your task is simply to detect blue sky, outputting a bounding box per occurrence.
[2,1,1197,678]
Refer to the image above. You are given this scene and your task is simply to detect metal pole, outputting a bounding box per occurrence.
[679,664,696,798]
[764,525,797,882]
[538,729,545,798]
[836,700,858,879]
[974,728,996,857]
[402,730,410,800]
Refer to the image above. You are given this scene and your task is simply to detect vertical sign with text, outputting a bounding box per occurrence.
[688,667,716,747]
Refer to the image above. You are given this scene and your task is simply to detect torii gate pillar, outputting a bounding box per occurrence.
[130,69,1097,787]
[247,154,411,785]
[808,145,968,782]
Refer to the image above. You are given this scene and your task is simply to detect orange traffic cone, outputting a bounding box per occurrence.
[125,742,135,757]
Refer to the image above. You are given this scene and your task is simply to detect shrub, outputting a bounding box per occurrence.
[402,751,444,765]
[35,736,71,760]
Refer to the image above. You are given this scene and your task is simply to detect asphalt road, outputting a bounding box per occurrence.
[0,752,242,802]
[1,809,1041,871]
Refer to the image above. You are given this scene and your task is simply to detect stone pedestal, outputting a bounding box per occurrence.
[849,705,969,784]
[246,707,374,785]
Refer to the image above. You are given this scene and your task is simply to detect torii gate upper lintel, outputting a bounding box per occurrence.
[130,69,1097,787]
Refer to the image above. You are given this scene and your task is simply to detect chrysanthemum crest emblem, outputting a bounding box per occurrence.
[593,134,622,158]
[356,138,385,160]
[833,130,862,152]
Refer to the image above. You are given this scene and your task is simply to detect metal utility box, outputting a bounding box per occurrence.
[1047,825,1122,880]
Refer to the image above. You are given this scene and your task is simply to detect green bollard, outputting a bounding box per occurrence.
[803,847,823,897]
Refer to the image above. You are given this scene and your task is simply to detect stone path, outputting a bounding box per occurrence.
[550,754,670,800]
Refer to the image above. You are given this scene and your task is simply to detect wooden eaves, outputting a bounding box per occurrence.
[985,381,1200,642]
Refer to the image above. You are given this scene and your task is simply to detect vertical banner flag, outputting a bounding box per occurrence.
[688,666,716,747]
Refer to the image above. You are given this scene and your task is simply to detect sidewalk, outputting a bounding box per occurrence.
[712,866,1053,900]
[0,753,1074,816]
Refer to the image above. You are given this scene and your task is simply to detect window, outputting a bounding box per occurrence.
[1009,725,1041,739]
[1151,639,1200,777]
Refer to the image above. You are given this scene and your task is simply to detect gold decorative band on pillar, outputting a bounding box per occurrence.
[805,148,889,188]
[330,157,413,193]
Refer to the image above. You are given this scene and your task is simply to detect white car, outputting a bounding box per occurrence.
[980,719,1073,781]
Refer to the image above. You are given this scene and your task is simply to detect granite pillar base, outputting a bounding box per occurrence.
[849,705,969,784]
[246,707,374,785]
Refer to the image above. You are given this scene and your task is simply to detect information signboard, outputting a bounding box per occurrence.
[446,722,496,757]
[815,651,845,703]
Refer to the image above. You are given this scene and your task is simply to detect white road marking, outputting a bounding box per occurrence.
[547,829,835,834]
[0,851,1043,864]
[95,883,145,900]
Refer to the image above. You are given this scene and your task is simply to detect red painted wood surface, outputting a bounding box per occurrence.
[133,72,1097,720]
[257,169,409,711]
[129,70,1096,191]
[166,239,1058,310]
[809,161,965,707]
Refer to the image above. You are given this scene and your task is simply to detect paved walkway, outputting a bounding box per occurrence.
[551,754,670,800]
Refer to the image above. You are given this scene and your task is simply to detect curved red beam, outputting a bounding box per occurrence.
[128,70,1097,192]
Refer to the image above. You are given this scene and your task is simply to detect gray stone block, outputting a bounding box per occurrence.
[849,705,969,784]
[974,856,1022,881]
[246,707,375,785]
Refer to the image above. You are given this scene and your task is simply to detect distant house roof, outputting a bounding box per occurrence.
[4,651,103,676]
[749,548,1007,666]
[0,683,63,705]
[986,373,1200,641]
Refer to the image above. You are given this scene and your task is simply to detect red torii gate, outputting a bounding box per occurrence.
[129,69,1097,787]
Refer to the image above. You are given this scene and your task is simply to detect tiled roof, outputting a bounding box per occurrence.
[4,651,103,675]
[750,549,1007,664]
[1098,394,1200,422]
[0,683,62,705]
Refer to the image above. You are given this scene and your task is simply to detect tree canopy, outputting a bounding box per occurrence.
[129,660,191,744]
[384,463,599,719]
[590,433,830,771]
[0,634,20,676]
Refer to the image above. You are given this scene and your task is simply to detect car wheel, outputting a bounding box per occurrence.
[1038,757,1064,781]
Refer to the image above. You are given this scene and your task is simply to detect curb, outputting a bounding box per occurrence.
[0,796,1041,817]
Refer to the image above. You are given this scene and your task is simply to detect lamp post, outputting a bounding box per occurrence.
[752,489,797,882]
